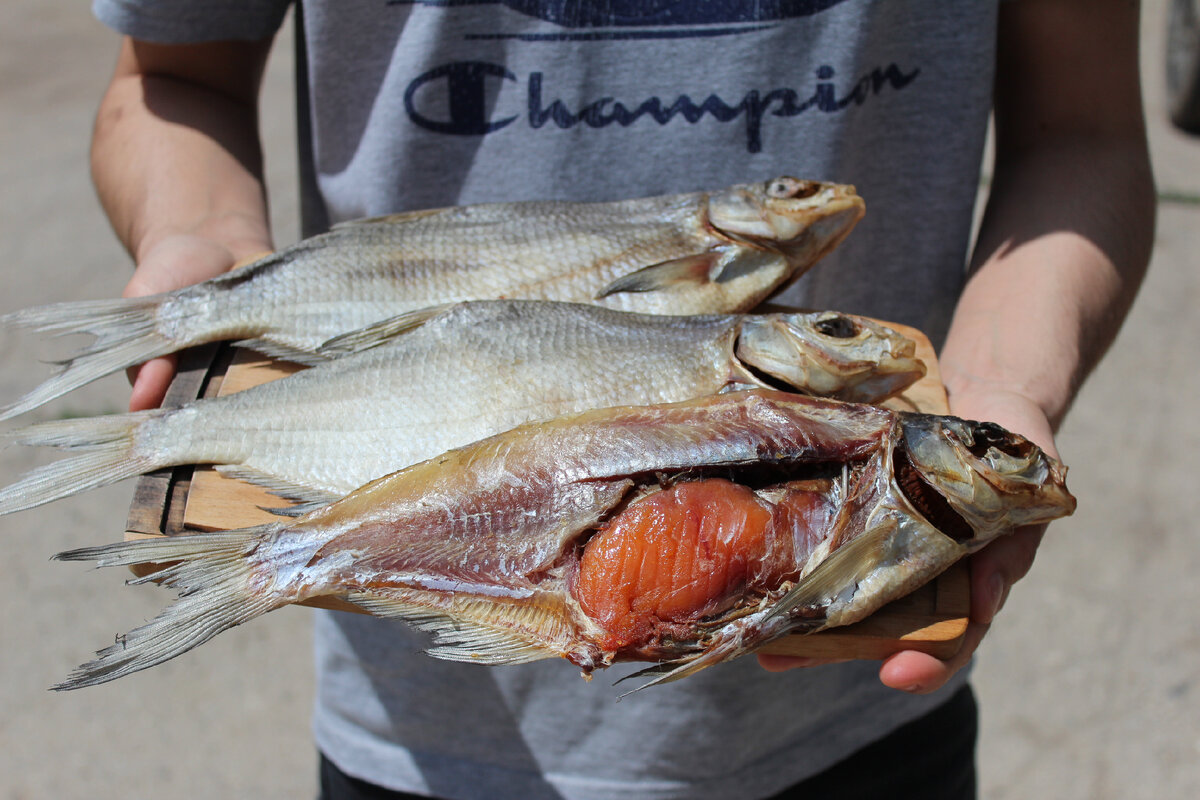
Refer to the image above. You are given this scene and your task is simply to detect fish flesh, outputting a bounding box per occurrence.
[53,389,1075,690]
[0,300,923,515]
[0,177,863,420]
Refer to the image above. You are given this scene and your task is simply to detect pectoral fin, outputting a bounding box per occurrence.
[615,642,740,696]
[596,253,722,298]
[763,523,894,626]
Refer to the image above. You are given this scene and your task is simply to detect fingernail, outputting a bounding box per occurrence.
[903,683,924,694]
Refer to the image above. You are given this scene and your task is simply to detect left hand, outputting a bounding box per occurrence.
[759,386,1058,694]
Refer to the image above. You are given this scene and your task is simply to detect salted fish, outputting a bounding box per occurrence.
[0,300,923,516]
[54,389,1075,691]
[0,177,863,420]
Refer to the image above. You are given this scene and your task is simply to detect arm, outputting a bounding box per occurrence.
[92,36,275,411]
[759,0,1153,687]
[878,0,1155,693]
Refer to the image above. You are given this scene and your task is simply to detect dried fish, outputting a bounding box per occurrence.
[0,301,921,515]
[54,390,1075,691]
[0,177,863,420]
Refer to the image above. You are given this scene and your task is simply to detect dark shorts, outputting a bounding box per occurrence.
[319,684,977,800]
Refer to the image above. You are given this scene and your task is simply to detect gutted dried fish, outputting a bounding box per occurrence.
[54,390,1074,691]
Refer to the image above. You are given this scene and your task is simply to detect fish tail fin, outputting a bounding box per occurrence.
[52,527,282,690]
[0,296,174,421]
[0,410,166,516]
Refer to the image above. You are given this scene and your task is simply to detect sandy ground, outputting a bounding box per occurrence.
[0,2,1196,798]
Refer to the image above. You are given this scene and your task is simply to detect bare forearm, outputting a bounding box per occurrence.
[873,0,1153,695]
[91,37,274,267]
[90,36,275,410]
[942,139,1154,433]
[941,0,1154,434]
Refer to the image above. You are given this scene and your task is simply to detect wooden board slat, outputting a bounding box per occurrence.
[127,317,968,660]
[124,343,223,538]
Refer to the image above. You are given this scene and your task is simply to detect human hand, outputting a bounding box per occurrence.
[121,234,260,411]
[877,386,1056,693]
[758,387,1057,692]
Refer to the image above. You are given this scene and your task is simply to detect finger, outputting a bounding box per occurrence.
[127,354,179,412]
[878,621,989,694]
[969,525,1044,624]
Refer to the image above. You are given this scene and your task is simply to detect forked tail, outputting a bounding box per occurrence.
[0,296,174,421]
[53,527,283,689]
[0,411,168,516]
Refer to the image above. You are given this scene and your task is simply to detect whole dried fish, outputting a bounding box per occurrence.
[54,390,1075,691]
[0,301,922,515]
[0,177,863,420]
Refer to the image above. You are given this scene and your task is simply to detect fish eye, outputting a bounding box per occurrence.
[767,177,822,199]
[966,422,1033,459]
[814,315,859,338]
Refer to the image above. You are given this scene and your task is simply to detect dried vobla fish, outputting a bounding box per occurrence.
[0,301,922,515]
[54,390,1074,691]
[0,177,863,420]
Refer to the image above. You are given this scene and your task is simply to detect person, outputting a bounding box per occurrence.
[88,1,1154,798]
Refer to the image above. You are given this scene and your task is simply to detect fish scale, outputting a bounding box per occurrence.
[51,390,1075,690]
[0,176,863,420]
[0,300,923,516]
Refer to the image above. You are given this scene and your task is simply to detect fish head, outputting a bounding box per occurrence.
[734,311,926,402]
[706,177,866,265]
[895,413,1077,549]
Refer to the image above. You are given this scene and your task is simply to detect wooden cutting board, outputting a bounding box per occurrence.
[125,320,969,660]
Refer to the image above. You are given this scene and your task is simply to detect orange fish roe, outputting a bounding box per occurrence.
[576,478,782,651]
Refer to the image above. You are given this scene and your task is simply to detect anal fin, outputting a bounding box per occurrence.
[317,304,453,357]
[214,464,343,508]
[233,336,327,367]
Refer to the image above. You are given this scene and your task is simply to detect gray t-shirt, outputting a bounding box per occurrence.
[95,2,997,798]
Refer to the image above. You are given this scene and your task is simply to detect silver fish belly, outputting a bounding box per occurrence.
[0,176,863,420]
[54,390,1075,691]
[0,300,922,515]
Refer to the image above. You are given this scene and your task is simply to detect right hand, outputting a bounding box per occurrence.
[122,234,257,412]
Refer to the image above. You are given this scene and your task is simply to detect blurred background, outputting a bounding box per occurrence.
[0,1,1196,797]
